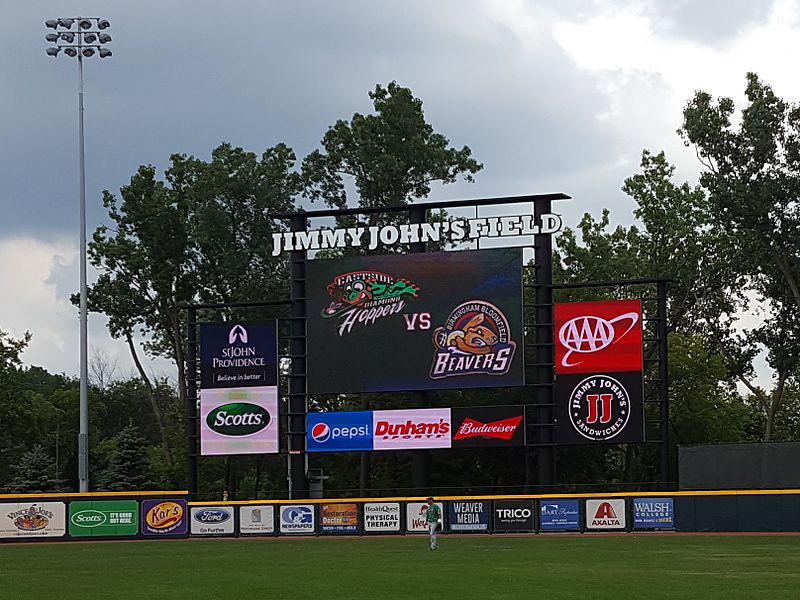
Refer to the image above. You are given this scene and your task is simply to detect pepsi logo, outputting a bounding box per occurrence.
[311,423,331,443]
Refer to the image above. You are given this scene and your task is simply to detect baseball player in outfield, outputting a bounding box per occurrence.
[421,496,441,550]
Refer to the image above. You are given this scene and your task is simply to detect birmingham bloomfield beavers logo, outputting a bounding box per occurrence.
[321,271,419,336]
[430,301,516,379]
[568,374,631,441]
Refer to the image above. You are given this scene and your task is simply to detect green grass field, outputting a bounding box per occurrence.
[1,534,799,600]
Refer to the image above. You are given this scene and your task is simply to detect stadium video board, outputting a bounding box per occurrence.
[306,248,524,394]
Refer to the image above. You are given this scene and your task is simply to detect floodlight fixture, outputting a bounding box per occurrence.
[98,33,112,44]
[45,19,59,29]
[97,19,110,30]
[57,18,74,29]
[79,19,92,30]
[84,33,97,43]
[60,32,75,43]
[99,48,112,58]
[82,48,95,58]
[64,47,78,57]
[46,33,59,42]
[46,47,60,56]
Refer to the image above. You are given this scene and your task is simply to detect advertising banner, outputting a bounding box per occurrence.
[451,406,525,448]
[68,501,138,538]
[200,386,279,456]
[448,500,490,532]
[586,499,626,530]
[306,249,524,394]
[141,499,188,536]
[319,503,359,534]
[633,497,674,529]
[363,502,401,533]
[556,371,644,444]
[539,499,580,531]
[279,504,315,534]
[373,408,451,451]
[406,502,445,533]
[239,505,275,535]
[200,322,277,389]
[307,411,373,453]
[554,300,643,375]
[493,500,535,532]
[0,502,66,538]
[190,506,235,536]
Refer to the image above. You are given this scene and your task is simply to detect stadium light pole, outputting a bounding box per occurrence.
[45,17,112,493]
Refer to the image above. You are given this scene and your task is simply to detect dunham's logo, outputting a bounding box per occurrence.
[454,416,522,441]
[321,271,419,336]
[375,418,450,440]
[568,375,631,441]
[430,301,516,379]
[591,502,622,527]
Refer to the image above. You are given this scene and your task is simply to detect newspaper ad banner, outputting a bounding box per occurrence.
[448,500,490,532]
[451,405,525,448]
[373,408,451,451]
[363,502,400,533]
[556,371,644,444]
[539,499,580,531]
[0,502,66,538]
[633,497,674,529]
[406,502,445,533]
[554,300,643,375]
[239,505,275,535]
[279,504,315,534]
[319,503,359,534]
[306,249,524,394]
[190,506,235,536]
[69,501,138,538]
[307,411,373,453]
[200,321,277,389]
[141,499,188,536]
[586,499,627,530]
[200,386,279,456]
[493,500,535,532]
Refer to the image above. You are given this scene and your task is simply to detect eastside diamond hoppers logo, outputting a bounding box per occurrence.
[430,300,516,379]
[321,270,419,336]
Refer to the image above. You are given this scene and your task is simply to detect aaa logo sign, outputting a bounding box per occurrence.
[555,300,643,374]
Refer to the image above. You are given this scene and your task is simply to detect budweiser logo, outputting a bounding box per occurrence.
[454,416,522,441]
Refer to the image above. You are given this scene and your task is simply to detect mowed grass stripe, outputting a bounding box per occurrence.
[1,535,799,600]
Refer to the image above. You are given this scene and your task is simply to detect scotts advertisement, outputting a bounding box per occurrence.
[363,503,401,533]
[190,506,235,536]
[451,406,525,448]
[68,501,138,538]
[539,499,580,531]
[0,502,66,538]
[633,497,674,529]
[279,504,315,534]
[319,504,359,534]
[141,499,188,536]
[493,500,535,532]
[555,300,645,445]
[239,505,275,535]
[306,249,524,394]
[307,411,373,453]
[448,500,489,532]
[200,322,277,389]
[406,502,445,533]
[200,387,279,456]
[586,499,627,530]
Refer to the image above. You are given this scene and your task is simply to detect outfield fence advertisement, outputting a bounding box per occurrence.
[493,500,535,532]
[319,504,359,534]
[68,501,138,538]
[448,500,490,532]
[306,249,524,394]
[633,498,674,529]
[586,499,626,530]
[239,505,275,535]
[363,502,401,533]
[0,502,66,538]
[539,499,580,531]
[279,504,315,534]
[406,502,444,533]
[142,499,188,536]
[190,506,235,536]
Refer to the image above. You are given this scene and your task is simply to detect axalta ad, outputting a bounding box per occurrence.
[375,419,450,439]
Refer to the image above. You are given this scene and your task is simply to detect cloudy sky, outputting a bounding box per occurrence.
[2,0,798,385]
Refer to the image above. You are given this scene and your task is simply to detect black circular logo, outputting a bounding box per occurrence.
[568,374,630,441]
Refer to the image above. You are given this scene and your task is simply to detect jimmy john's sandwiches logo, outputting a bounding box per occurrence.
[430,301,516,379]
[322,271,419,336]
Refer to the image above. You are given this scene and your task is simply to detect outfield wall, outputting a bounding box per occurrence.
[1,489,798,543]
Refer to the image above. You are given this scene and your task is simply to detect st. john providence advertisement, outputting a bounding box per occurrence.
[306,248,524,394]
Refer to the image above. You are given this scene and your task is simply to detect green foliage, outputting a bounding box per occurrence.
[95,424,154,491]
[4,444,66,493]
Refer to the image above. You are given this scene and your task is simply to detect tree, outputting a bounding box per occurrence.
[96,424,154,491]
[5,445,66,493]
